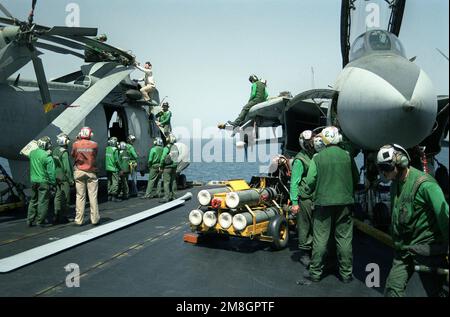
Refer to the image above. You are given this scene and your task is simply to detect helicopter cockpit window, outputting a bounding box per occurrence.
[368,30,391,51]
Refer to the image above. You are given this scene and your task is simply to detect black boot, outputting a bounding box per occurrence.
[298,250,311,267]
[302,270,320,283]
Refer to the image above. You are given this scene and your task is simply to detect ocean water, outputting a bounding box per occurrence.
[183,146,449,183]
[0,140,448,184]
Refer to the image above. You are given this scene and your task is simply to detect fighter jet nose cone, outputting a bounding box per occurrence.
[402,100,417,112]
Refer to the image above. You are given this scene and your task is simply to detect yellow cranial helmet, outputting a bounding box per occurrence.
[320,126,342,145]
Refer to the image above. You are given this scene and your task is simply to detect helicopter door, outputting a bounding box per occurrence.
[104,105,128,142]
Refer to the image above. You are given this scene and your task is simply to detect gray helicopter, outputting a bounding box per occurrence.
[0,1,192,188]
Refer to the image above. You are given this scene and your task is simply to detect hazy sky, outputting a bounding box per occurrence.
[2,0,449,134]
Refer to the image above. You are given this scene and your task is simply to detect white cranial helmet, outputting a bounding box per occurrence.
[299,130,314,151]
[153,137,163,146]
[108,136,118,147]
[313,135,326,152]
[127,134,136,143]
[37,136,51,150]
[56,133,70,146]
[168,134,177,144]
[320,126,342,145]
[119,141,127,150]
[376,144,410,170]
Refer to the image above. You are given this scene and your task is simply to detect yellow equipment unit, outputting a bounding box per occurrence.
[187,178,290,250]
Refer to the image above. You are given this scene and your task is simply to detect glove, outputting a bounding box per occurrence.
[291,204,300,215]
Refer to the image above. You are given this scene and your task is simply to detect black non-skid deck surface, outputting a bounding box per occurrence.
[0,184,428,297]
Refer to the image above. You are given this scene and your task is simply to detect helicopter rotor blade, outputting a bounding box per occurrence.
[38,34,86,50]
[436,48,449,62]
[45,26,97,37]
[35,41,85,59]
[66,35,135,63]
[0,3,14,19]
[28,0,38,25]
[0,16,19,26]
[30,51,51,105]
[32,65,134,139]
[51,70,82,83]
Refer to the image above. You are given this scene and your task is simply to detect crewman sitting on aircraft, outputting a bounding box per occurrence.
[117,141,131,200]
[27,136,56,227]
[223,74,268,128]
[156,102,172,136]
[290,130,316,267]
[376,144,449,297]
[84,33,109,62]
[135,61,156,102]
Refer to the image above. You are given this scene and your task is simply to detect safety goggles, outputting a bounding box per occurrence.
[377,163,395,172]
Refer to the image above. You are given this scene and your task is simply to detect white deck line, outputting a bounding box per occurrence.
[0,192,192,273]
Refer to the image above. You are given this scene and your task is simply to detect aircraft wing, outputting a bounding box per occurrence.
[236,89,337,156]
[286,89,336,111]
[246,97,290,127]
[28,65,134,142]
[283,89,337,155]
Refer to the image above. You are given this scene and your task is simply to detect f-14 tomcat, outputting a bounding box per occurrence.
[223,0,448,226]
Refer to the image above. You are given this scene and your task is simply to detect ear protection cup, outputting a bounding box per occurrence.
[391,144,410,168]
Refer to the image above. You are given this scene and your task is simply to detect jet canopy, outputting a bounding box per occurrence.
[349,29,406,62]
